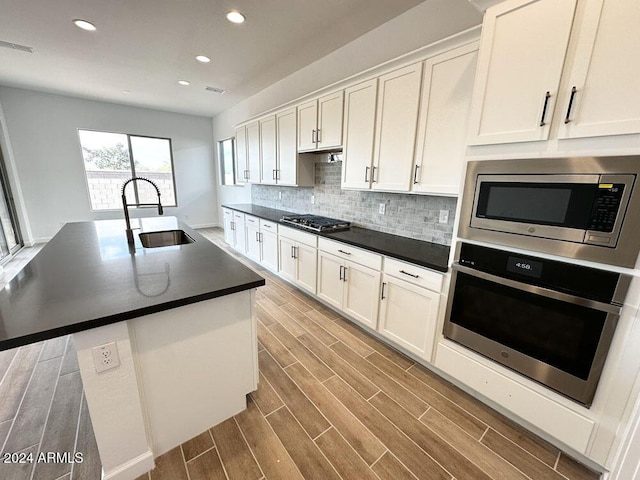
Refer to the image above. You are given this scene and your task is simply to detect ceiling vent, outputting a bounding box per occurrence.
[205,86,226,94]
[0,40,34,53]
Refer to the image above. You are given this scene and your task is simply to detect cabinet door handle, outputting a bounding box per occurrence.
[316,129,321,143]
[244,170,249,180]
[272,169,276,180]
[343,266,347,282]
[339,265,344,281]
[276,169,280,180]
[539,91,551,127]
[381,282,387,300]
[413,164,420,184]
[312,129,317,143]
[291,245,295,258]
[337,249,351,255]
[256,231,259,242]
[259,232,263,242]
[365,166,370,183]
[400,269,419,279]
[231,221,235,231]
[564,86,577,124]
[372,166,377,183]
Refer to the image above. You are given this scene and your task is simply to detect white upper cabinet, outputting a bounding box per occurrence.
[557,0,640,139]
[276,108,298,186]
[297,91,344,152]
[372,62,423,192]
[259,116,277,184]
[234,125,248,184]
[341,79,378,190]
[412,42,478,195]
[467,0,578,145]
[246,121,261,183]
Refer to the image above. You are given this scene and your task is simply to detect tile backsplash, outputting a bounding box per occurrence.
[251,162,457,246]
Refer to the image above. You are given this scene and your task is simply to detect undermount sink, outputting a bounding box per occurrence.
[138,229,195,248]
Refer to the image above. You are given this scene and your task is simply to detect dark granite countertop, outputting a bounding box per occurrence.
[223,204,450,272]
[0,217,265,351]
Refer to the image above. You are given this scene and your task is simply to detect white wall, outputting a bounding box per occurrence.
[0,87,217,243]
[212,0,482,210]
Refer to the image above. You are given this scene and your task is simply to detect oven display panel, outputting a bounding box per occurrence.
[506,256,543,278]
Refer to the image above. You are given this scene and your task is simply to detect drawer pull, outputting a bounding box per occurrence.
[400,269,419,279]
[338,249,351,255]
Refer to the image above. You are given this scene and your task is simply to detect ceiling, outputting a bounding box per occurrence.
[0,0,477,118]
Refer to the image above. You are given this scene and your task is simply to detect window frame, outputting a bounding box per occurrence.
[217,136,237,186]
[77,129,178,211]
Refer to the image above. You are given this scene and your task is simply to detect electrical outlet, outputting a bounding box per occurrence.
[278,191,282,200]
[92,342,121,373]
[439,209,449,224]
[379,203,386,215]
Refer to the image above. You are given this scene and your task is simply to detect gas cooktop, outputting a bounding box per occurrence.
[281,214,351,233]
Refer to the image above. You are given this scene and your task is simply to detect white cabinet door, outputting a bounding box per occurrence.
[259,116,277,184]
[232,213,246,253]
[222,209,234,245]
[372,62,423,192]
[557,0,640,139]
[278,236,297,284]
[341,79,377,190]
[342,261,381,330]
[297,100,318,152]
[245,223,261,262]
[276,108,298,185]
[246,122,261,183]
[378,275,440,361]
[234,126,248,184]
[295,243,317,295]
[467,0,577,145]
[261,230,279,272]
[413,43,478,196]
[317,91,344,150]
[317,251,344,310]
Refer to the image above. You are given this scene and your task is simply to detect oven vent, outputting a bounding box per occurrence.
[0,40,34,53]
[205,86,226,94]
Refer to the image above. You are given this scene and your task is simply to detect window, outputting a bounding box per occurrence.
[218,137,236,185]
[78,129,177,211]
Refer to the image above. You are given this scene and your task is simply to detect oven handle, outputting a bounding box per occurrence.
[452,264,621,315]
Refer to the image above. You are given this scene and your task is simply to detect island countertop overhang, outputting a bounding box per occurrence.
[0,217,265,351]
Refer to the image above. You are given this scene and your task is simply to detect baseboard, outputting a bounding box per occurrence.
[103,450,154,480]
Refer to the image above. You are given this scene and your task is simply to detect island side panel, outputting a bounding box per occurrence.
[130,290,258,457]
[73,321,154,480]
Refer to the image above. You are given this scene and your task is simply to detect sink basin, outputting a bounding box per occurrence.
[139,229,195,248]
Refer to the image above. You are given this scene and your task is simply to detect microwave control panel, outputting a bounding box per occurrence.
[588,184,625,232]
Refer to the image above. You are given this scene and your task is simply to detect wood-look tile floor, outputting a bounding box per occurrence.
[0,245,102,480]
[136,228,601,480]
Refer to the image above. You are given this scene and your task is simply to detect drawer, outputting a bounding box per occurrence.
[318,237,382,270]
[245,215,259,226]
[222,208,232,218]
[260,219,278,232]
[383,257,443,292]
[233,212,245,222]
[279,225,317,248]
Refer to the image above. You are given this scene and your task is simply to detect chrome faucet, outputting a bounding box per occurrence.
[121,177,163,244]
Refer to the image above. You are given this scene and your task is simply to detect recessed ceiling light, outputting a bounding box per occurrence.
[178,80,190,86]
[196,55,211,63]
[73,19,96,31]
[226,11,246,24]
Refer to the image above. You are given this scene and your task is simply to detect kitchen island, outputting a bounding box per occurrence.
[0,217,265,480]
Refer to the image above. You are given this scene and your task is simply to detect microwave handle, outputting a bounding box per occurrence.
[452,263,621,314]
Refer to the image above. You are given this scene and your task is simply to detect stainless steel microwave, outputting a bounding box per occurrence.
[458,156,640,267]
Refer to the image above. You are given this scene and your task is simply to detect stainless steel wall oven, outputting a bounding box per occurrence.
[444,243,630,406]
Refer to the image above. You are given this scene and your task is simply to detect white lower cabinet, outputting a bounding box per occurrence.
[245,216,279,271]
[245,216,261,262]
[378,273,440,362]
[278,226,317,294]
[317,248,381,330]
[222,208,246,253]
